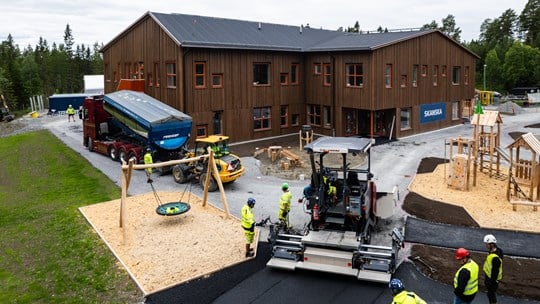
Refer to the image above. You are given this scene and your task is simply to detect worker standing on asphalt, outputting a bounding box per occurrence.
[241,198,256,257]
[144,147,153,183]
[454,247,479,304]
[483,234,503,304]
[66,104,75,122]
[388,278,427,304]
[278,183,292,226]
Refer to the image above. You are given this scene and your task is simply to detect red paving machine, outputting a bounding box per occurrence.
[266,136,403,283]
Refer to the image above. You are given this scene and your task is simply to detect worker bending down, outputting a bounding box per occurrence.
[241,198,256,257]
[278,183,292,225]
[388,278,426,304]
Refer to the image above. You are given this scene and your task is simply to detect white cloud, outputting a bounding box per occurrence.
[0,0,530,48]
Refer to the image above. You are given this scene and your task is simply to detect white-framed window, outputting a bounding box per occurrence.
[452,101,460,120]
[400,108,412,130]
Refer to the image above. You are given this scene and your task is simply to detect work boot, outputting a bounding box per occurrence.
[245,244,254,257]
[147,178,153,183]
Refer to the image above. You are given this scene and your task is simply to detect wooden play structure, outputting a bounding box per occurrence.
[471,110,504,182]
[506,132,540,211]
[447,137,475,191]
[118,149,231,242]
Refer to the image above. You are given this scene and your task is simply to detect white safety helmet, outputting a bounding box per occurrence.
[483,234,497,244]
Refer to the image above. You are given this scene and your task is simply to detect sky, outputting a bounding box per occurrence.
[0,0,530,49]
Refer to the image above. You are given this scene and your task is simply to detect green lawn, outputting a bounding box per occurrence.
[0,130,143,303]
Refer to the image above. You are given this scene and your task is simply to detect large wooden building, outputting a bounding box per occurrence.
[101,12,478,143]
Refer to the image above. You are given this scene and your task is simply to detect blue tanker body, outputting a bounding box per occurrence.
[103,90,192,150]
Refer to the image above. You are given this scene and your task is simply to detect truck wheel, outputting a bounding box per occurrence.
[172,165,188,184]
[200,173,218,192]
[127,152,138,164]
[109,146,119,161]
[119,149,128,163]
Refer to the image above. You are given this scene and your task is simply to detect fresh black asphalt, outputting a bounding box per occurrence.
[145,241,539,304]
[405,217,540,258]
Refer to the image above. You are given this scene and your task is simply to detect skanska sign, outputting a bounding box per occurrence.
[419,102,446,124]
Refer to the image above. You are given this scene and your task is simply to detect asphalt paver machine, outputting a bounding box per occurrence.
[266,136,403,283]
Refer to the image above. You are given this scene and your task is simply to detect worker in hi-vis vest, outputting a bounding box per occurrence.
[241,198,256,257]
[454,247,479,304]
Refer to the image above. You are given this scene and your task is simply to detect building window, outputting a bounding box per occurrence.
[452,101,460,120]
[314,63,322,75]
[291,63,299,84]
[292,114,300,126]
[442,65,447,77]
[464,66,469,85]
[323,106,332,127]
[384,64,393,88]
[400,108,412,130]
[346,63,363,87]
[307,104,321,126]
[147,73,153,86]
[323,63,331,86]
[412,65,418,87]
[196,125,208,138]
[166,62,177,88]
[400,75,407,88]
[195,62,206,88]
[154,62,160,87]
[432,65,438,86]
[280,73,289,85]
[253,63,270,85]
[253,107,271,130]
[452,66,461,85]
[421,65,428,77]
[212,74,223,88]
[280,105,288,127]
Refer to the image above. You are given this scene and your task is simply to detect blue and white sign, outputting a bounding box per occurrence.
[419,102,446,124]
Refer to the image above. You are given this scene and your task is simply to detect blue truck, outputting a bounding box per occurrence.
[82,89,192,169]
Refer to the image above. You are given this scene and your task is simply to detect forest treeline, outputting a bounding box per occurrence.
[0,25,102,111]
[1,1,539,111]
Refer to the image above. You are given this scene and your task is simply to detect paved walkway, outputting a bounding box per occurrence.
[405,217,540,258]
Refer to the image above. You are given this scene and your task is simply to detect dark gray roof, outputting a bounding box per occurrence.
[308,30,431,51]
[150,12,343,51]
[148,12,429,52]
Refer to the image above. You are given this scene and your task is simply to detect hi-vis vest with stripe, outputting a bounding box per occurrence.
[454,260,479,295]
[241,204,254,230]
[483,253,503,281]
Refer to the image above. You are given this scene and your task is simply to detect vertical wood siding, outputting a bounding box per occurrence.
[102,17,477,143]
